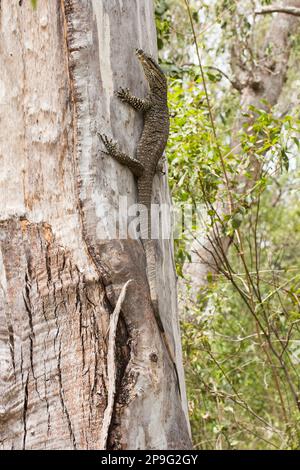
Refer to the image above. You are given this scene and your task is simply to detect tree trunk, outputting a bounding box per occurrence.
[181,1,300,305]
[0,0,191,450]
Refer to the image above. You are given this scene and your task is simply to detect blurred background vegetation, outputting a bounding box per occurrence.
[155,0,300,450]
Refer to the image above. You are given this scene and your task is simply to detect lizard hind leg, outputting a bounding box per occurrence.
[98,133,144,178]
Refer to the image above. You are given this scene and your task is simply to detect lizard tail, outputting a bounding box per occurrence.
[143,239,181,397]
[143,239,159,319]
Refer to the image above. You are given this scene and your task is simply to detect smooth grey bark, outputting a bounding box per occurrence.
[0,0,191,450]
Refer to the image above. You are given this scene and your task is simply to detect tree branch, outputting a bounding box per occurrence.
[205,66,244,91]
[255,6,300,17]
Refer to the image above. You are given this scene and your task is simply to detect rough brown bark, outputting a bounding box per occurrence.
[0,0,191,450]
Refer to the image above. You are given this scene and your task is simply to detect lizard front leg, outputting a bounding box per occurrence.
[117,87,152,112]
[98,134,144,178]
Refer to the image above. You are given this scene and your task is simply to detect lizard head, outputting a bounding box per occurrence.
[135,49,167,94]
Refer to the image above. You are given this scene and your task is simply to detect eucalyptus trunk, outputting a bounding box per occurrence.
[0,0,191,450]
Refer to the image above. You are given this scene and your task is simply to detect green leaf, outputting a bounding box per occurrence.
[281,148,289,171]
[232,213,243,229]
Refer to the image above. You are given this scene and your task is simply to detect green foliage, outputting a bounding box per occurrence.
[168,78,226,206]
[30,0,38,9]
[157,0,300,450]
[182,176,300,449]
[155,0,171,50]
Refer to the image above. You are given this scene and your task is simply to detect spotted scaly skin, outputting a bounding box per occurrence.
[99,49,181,396]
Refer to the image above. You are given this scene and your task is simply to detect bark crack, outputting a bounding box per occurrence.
[6,318,16,378]
[22,373,29,450]
[57,340,77,449]
[23,269,40,398]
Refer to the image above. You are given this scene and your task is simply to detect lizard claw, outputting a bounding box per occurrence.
[116,87,130,101]
[97,133,117,155]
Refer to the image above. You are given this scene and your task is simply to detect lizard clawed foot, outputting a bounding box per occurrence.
[116,87,130,102]
[97,133,118,156]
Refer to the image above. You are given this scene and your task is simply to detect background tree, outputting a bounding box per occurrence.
[184,0,300,294]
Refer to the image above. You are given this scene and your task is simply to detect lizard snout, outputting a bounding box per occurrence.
[135,48,144,57]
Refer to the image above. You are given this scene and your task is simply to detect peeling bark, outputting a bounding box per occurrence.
[0,0,191,450]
